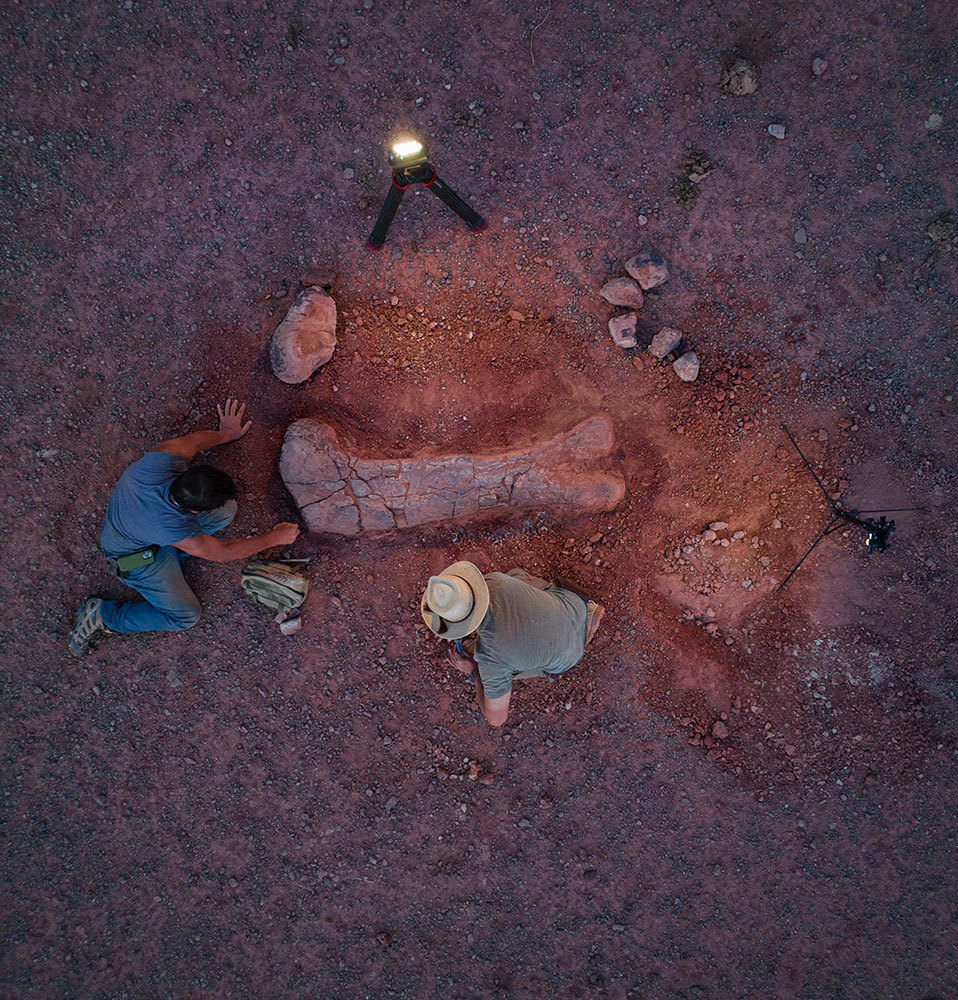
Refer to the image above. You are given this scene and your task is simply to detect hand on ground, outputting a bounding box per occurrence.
[445,646,476,675]
[272,522,300,546]
[217,398,252,441]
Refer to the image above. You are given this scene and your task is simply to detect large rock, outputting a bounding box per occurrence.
[281,416,626,536]
[625,250,669,290]
[609,312,638,348]
[648,327,683,359]
[600,277,643,309]
[270,287,337,384]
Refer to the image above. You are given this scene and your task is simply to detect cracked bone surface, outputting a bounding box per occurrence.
[281,415,626,536]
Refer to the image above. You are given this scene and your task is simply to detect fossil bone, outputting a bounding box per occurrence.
[281,415,626,536]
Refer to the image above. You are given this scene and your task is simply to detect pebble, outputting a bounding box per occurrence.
[508,309,525,322]
[709,521,728,531]
[648,326,682,360]
[812,57,828,76]
[702,529,717,541]
[609,312,638,348]
[712,721,729,739]
[625,249,669,290]
[600,276,644,309]
[343,167,355,179]
[924,112,943,131]
[673,351,700,382]
[768,124,786,140]
[794,227,807,244]
[722,58,758,96]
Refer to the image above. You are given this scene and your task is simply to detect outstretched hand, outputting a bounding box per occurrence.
[217,398,252,441]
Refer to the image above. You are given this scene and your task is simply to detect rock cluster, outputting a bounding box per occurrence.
[601,247,699,383]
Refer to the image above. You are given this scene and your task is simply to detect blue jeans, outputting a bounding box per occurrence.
[99,501,237,634]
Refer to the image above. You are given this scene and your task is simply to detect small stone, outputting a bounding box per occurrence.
[384,796,398,811]
[376,932,392,946]
[673,351,700,382]
[648,326,682,359]
[712,721,729,739]
[279,616,302,635]
[702,529,717,541]
[812,57,828,76]
[768,123,786,140]
[794,227,807,244]
[600,277,644,309]
[270,287,337,384]
[609,312,638,348]
[722,58,758,96]
[624,249,669,289]
[342,167,355,179]
[924,112,943,131]
[732,530,745,539]
[508,309,525,322]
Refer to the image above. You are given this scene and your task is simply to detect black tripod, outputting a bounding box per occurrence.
[367,161,485,249]
[777,423,924,592]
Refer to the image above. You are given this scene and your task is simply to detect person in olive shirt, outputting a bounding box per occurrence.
[68,398,300,655]
[421,561,604,727]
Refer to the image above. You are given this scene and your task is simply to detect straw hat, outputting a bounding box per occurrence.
[420,560,490,640]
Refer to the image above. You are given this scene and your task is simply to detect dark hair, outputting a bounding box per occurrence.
[170,465,236,512]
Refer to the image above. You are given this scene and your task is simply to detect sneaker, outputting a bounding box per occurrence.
[585,600,605,644]
[68,597,114,656]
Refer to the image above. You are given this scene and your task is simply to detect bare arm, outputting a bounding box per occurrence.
[173,522,300,563]
[443,645,511,726]
[473,678,511,727]
[155,398,252,460]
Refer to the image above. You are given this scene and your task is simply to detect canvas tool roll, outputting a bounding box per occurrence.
[241,560,309,612]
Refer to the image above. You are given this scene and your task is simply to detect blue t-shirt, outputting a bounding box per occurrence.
[100,452,203,557]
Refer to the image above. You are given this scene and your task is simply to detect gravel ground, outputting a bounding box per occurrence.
[1,1,955,998]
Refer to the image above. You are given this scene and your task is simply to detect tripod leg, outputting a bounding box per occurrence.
[367,180,407,248]
[425,172,485,230]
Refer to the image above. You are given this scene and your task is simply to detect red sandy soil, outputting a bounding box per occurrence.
[1,1,955,997]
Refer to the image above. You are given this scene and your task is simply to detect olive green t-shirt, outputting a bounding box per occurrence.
[474,571,588,700]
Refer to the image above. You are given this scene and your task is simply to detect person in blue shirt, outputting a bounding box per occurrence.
[69,398,300,655]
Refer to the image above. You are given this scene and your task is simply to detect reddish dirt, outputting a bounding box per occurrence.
[1,2,955,998]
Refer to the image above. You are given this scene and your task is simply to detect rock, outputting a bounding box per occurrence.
[648,326,683,359]
[712,721,729,739]
[508,309,525,322]
[924,112,943,131]
[609,312,638,348]
[281,416,626,535]
[600,277,644,309]
[702,529,717,541]
[794,227,807,244]
[625,249,669,289]
[673,351,700,382]
[270,287,337,384]
[722,58,758,96]
[812,57,828,76]
[709,521,729,531]
[279,616,302,635]
[768,123,786,140]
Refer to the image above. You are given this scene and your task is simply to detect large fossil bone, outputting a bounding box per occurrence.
[281,415,626,536]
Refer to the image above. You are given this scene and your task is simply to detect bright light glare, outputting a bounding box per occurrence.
[392,139,423,158]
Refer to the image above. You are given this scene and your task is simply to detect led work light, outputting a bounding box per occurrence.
[367,133,485,249]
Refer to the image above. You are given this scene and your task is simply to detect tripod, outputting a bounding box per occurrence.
[367,161,485,249]
[777,423,924,592]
